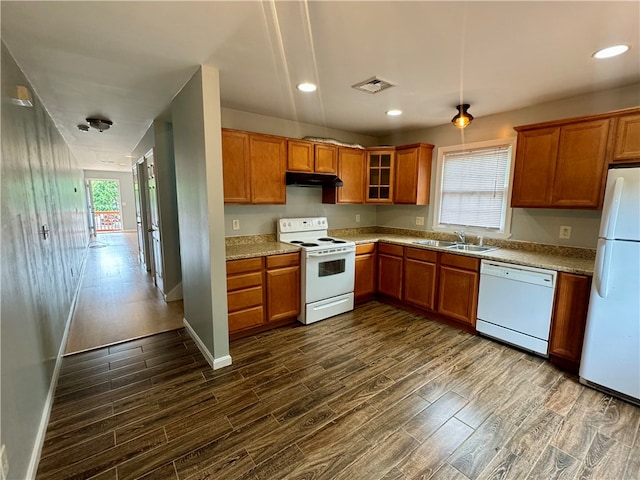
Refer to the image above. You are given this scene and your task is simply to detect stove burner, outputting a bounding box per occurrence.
[332,240,346,244]
[318,237,334,242]
[290,240,304,244]
[301,242,319,247]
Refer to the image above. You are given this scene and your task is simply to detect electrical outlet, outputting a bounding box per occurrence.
[1,444,8,480]
[355,214,361,223]
[232,219,240,231]
[559,225,572,239]
[415,216,425,226]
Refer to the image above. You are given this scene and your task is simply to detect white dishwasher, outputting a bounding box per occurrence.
[477,260,557,356]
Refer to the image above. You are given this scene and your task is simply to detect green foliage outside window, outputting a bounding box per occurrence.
[91,180,120,212]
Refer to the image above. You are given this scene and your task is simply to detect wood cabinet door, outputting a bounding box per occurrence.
[355,252,376,302]
[377,253,403,300]
[403,257,437,310]
[394,144,433,205]
[552,119,609,208]
[437,266,479,327]
[222,130,251,203]
[249,134,286,204]
[287,139,314,172]
[314,144,338,174]
[337,147,366,204]
[265,266,300,322]
[549,272,591,372]
[511,127,559,207]
[611,113,640,163]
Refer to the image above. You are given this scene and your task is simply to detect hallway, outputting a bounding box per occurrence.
[64,232,184,354]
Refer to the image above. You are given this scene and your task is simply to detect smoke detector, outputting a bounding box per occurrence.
[86,117,113,132]
[351,76,395,94]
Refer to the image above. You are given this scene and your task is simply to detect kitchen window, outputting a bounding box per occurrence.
[432,138,515,238]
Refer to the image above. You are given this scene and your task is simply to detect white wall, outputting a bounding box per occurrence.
[378,84,640,248]
[172,66,230,366]
[1,43,88,479]
[84,169,137,231]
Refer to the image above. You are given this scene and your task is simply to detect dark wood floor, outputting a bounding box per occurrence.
[38,302,640,480]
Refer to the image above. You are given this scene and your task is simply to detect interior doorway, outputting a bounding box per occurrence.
[89,178,123,232]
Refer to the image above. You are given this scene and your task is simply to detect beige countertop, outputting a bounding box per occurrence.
[225,233,595,276]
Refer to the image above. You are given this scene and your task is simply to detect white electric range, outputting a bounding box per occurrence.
[277,217,356,324]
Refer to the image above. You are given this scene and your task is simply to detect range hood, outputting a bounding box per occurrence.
[286,171,343,187]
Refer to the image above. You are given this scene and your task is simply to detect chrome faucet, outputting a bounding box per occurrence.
[454,230,466,244]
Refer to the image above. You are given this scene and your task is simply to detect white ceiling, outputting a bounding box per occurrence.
[2,1,639,172]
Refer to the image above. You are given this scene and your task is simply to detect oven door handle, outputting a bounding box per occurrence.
[307,250,355,258]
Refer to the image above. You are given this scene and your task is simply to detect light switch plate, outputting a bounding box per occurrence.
[415,216,425,226]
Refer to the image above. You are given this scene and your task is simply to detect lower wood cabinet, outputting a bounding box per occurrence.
[265,253,300,322]
[436,254,480,328]
[377,243,404,300]
[226,257,265,333]
[548,272,592,372]
[226,252,300,337]
[355,243,376,303]
[403,247,437,310]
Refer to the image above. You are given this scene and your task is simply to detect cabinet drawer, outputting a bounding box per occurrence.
[405,247,437,263]
[440,253,479,271]
[228,286,263,312]
[378,243,404,257]
[266,252,299,269]
[229,306,264,332]
[226,257,263,275]
[227,271,262,292]
[356,243,376,255]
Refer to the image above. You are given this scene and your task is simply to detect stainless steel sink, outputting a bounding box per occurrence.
[412,240,457,247]
[446,244,499,253]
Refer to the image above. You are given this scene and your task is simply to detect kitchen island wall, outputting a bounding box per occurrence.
[378,83,640,249]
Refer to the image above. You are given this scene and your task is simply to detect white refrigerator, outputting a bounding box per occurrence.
[580,165,640,403]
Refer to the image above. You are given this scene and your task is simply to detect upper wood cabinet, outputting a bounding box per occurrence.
[512,118,610,209]
[366,148,395,204]
[394,143,434,205]
[549,272,591,373]
[222,129,286,205]
[222,129,252,204]
[287,140,338,174]
[249,133,287,204]
[323,147,366,204]
[611,110,640,164]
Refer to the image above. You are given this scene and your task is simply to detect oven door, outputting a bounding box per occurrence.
[304,249,355,304]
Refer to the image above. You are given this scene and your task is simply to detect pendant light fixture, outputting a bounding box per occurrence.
[452,104,473,129]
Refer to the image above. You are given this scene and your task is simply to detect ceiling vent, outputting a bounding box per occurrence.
[351,76,395,94]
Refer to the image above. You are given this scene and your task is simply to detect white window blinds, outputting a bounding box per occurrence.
[438,145,512,230]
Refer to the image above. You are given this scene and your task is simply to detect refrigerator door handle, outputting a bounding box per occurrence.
[594,239,613,298]
[600,177,624,239]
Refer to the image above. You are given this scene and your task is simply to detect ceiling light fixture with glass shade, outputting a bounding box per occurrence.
[386,109,402,116]
[593,44,630,59]
[296,82,317,92]
[452,104,473,129]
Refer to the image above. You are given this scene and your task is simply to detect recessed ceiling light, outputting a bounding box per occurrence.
[386,109,402,116]
[593,44,630,59]
[297,82,317,92]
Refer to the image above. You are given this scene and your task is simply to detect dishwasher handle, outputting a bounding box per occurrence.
[481,261,556,288]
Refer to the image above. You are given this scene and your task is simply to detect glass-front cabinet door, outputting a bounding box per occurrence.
[366,148,395,203]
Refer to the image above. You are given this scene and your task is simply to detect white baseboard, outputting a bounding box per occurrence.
[26,243,89,479]
[164,281,183,302]
[182,318,232,370]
